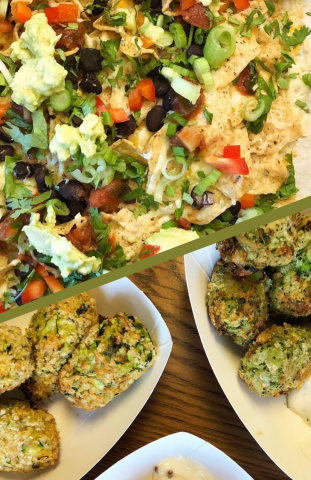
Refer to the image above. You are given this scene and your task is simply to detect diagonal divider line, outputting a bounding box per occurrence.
[1,196,311,323]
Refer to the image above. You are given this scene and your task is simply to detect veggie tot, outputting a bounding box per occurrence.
[21,279,47,304]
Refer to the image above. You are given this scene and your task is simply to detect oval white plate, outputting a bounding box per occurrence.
[96,431,254,480]
[185,246,311,480]
[2,277,172,480]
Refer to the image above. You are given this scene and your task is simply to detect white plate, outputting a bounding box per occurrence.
[96,431,254,480]
[184,247,311,480]
[2,277,172,480]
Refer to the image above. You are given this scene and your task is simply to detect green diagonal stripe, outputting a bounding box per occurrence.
[1,196,310,323]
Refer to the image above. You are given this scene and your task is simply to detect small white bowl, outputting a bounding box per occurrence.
[97,432,254,480]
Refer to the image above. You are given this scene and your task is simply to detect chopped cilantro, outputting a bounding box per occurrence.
[203,107,213,124]
[103,243,126,269]
[103,9,127,26]
[89,207,111,256]
[175,180,190,219]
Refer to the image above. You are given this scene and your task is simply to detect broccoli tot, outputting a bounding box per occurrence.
[239,324,311,397]
[59,313,156,411]
[207,260,269,347]
[297,213,311,251]
[217,215,299,268]
[269,246,311,317]
[0,399,59,473]
[25,293,98,401]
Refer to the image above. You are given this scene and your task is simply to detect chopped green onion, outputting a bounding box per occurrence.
[161,157,187,181]
[164,112,188,126]
[265,0,275,16]
[162,219,178,229]
[182,192,193,205]
[302,73,311,86]
[277,77,289,89]
[172,146,185,157]
[194,169,222,195]
[171,76,201,104]
[140,58,160,77]
[156,15,164,27]
[102,111,113,125]
[295,99,310,113]
[166,123,178,137]
[228,17,240,26]
[241,98,265,121]
[169,22,187,49]
[203,107,213,124]
[166,185,175,197]
[203,23,236,69]
[193,57,215,92]
[171,64,196,78]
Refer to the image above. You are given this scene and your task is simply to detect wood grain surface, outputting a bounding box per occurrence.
[83,257,289,480]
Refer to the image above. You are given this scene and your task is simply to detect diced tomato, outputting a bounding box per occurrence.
[203,156,249,175]
[236,65,256,96]
[58,4,78,22]
[141,36,154,48]
[175,126,204,151]
[11,2,32,23]
[137,11,145,27]
[223,145,241,159]
[45,6,60,23]
[88,179,126,213]
[0,103,10,121]
[109,108,129,123]
[35,264,49,278]
[233,0,250,10]
[129,88,143,111]
[21,279,46,304]
[45,4,78,24]
[66,222,97,253]
[240,193,256,210]
[0,302,8,313]
[0,20,14,33]
[137,79,156,103]
[179,4,212,29]
[44,275,65,293]
[177,217,191,230]
[96,96,108,114]
[139,244,161,260]
[0,216,18,241]
[219,0,232,12]
[180,0,196,10]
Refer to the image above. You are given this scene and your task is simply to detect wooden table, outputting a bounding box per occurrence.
[83,257,289,480]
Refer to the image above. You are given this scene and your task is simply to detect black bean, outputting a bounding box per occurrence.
[80,48,103,72]
[191,188,214,210]
[162,90,173,112]
[0,125,13,143]
[11,102,32,124]
[34,164,50,193]
[147,66,160,78]
[91,0,108,15]
[133,0,143,4]
[49,188,61,200]
[0,145,14,162]
[68,200,86,217]
[229,201,241,216]
[57,180,87,202]
[79,72,102,94]
[115,115,137,138]
[186,44,204,58]
[14,267,29,281]
[153,76,170,98]
[151,0,161,7]
[72,115,83,127]
[56,214,73,224]
[13,162,34,180]
[146,106,166,132]
[171,90,200,115]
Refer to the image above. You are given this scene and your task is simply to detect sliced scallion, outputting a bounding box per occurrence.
[203,23,236,69]
[302,73,311,86]
[161,157,187,181]
[102,111,113,125]
[171,76,201,104]
[169,22,187,49]
[193,57,215,92]
[194,169,222,195]
[241,98,265,122]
